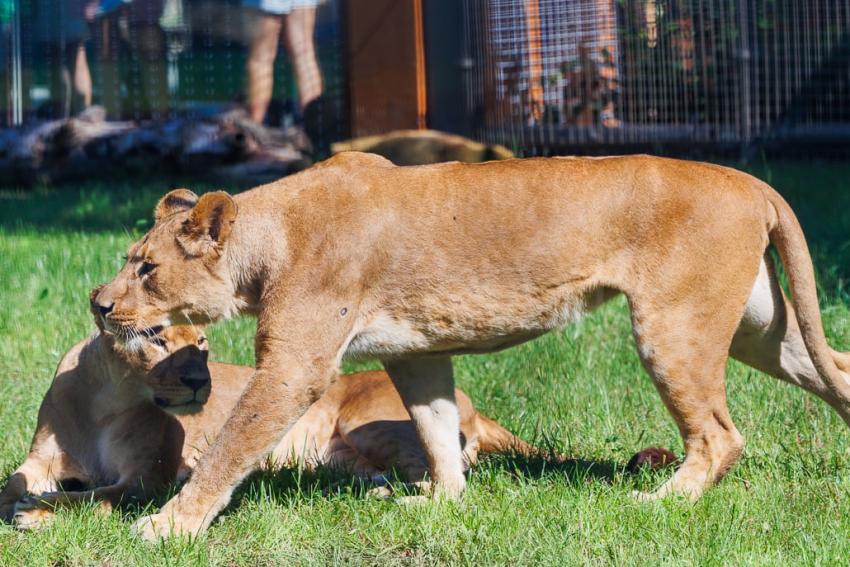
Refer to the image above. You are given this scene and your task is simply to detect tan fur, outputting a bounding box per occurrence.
[1,328,531,528]
[93,152,850,538]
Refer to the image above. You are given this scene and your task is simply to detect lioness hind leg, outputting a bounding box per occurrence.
[382,356,466,500]
[631,303,745,501]
[731,255,850,425]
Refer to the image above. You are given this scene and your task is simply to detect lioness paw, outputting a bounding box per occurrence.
[132,514,162,541]
[0,502,16,523]
[132,511,203,541]
[13,496,54,530]
[366,485,393,499]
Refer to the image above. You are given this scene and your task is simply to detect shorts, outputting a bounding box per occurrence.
[96,0,164,25]
[33,0,88,43]
[242,0,320,16]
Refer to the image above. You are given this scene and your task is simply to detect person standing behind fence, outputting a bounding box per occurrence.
[90,0,169,119]
[243,0,323,126]
[33,0,93,117]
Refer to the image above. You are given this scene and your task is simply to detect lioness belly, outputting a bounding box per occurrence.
[344,287,617,359]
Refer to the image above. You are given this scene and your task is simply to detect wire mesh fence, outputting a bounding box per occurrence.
[462,0,850,155]
[3,0,849,165]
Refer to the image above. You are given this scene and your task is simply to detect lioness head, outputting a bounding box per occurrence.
[93,189,239,336]
[90,285,212,408]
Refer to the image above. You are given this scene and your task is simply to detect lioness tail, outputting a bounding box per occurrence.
[474,412,559,460]
[763,185,850,402]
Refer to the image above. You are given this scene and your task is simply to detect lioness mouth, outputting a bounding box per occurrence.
[154,395,204,410]
[109,324,166,342]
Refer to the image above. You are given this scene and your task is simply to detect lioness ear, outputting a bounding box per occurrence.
[155,188,199,222]
[177,191,237,256]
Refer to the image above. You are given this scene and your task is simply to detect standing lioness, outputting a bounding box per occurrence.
[95,152,850,539]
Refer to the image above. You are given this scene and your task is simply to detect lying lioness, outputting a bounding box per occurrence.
[1,294,533,528]
[330,129,514,165]
[93,152,850,539]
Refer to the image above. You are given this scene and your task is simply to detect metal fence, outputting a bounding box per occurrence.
[462,0,850,155]
[3,0,849,161]
[1,0,346,144]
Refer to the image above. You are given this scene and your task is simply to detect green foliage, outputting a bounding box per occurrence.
[1,160,850,564]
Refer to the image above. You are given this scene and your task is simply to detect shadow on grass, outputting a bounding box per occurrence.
[216,451,634,514]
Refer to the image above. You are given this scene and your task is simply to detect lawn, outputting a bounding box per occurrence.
[2,160,850,565]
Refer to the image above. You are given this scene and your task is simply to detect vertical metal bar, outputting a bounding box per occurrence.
[738,0,752,141]
[524,0,542,125]
[413,0,427,129]
[10,0,22,125]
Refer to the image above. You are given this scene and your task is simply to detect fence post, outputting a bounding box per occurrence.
[738,0,753,144]
[10,0,21,125]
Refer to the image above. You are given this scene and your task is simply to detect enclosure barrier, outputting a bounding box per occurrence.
[461,0,850,156]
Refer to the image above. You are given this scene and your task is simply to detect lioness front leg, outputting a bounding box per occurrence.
[382,356,466,499]
[0,458,56,523]
[0,433,78,523]
[133,343,340,540]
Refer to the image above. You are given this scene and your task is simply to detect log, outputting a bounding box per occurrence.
[0,106,313,187]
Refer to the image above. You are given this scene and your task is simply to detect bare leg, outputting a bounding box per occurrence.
[282,7,322,109]
[382,357,466,499]
[72,42,93,112]
[53,42,92,116]
[130,24,169,119]
[246,12,283,123]
[97,16,123,119]
[44,44,72,117]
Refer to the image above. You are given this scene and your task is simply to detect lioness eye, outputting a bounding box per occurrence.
[138,261,157,277]
[197,336,207,346]
[149,336,168,349]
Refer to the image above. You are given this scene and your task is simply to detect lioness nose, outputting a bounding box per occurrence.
[180,372,210,393]
[97,302,114,317]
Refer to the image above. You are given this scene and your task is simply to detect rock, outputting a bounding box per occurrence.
[626,447,678,473]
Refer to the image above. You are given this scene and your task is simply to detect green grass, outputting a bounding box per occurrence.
[2,159,850,565]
